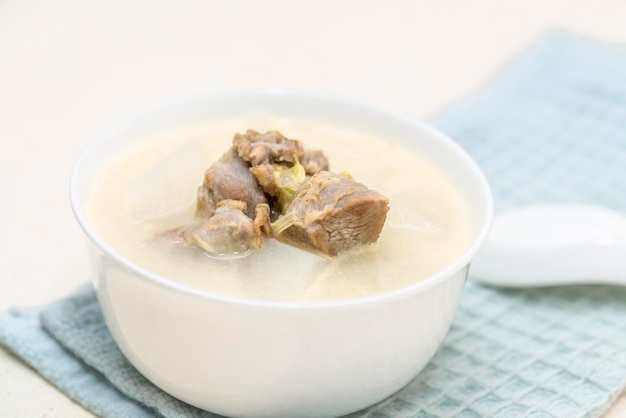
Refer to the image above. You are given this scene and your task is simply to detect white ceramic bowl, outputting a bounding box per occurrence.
[70,90,492,418]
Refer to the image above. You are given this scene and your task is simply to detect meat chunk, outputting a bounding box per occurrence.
[253,203,272,244]
[233,129,304,167]
[249,159,307,216]
[180,129,386,259]
[302,148,329,175]
[180,200,271,257]
[196,148,267,219]
[189,130,330,256]
[233,129,329,213]
[234,130,330,195]
[249,162,280,198]
[279,171,389,256]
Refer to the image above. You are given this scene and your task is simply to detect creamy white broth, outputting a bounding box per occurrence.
[89,114,471,302]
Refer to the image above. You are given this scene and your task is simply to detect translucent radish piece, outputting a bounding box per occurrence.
[386,204,443,234]
[236,240,330,301]
[129,140,207,221]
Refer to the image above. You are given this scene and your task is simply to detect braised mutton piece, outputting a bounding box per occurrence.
[233,130,305,167]
[180,200,271,257]
[233,130,329,199]
[279,171,389,256]
[179,129,387,258]
[196,148,267,219]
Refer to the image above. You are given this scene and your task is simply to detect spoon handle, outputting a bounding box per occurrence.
[470,204,626,287]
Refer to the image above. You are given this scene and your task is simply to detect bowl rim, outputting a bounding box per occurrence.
[69,88,493,312]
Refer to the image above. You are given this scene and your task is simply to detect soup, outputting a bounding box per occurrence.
[89,114,471,302]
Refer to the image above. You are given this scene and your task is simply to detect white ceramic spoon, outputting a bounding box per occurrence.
[470,204,626,287]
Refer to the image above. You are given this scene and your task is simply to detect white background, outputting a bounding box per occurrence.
[1,1,626,416]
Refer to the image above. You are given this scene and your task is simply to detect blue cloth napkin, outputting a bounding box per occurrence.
[2,31,626,418]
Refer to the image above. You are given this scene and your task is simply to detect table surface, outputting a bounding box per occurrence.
[2,1,626,416]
